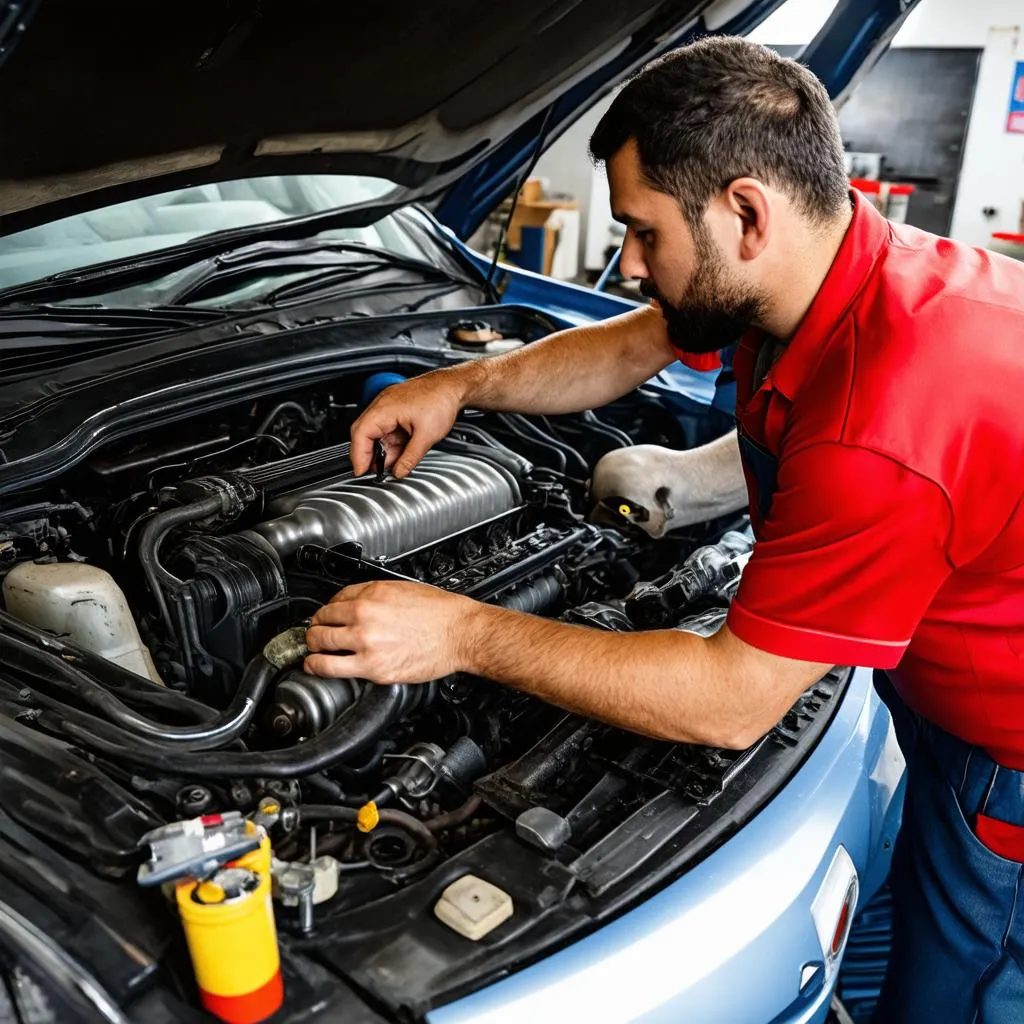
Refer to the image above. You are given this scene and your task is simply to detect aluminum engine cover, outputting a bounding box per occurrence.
[251,451,522,560]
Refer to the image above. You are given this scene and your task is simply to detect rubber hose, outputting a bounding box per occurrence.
[137,491,226,638]
[451,422,529,464]
[497,574,562,615]
[579,410,633,449]
[256,400,313,436]
[59,683,409,777]
[534,415,591,476]
[425,795,483,834]
[2,630,296,748]
[0,613,214,723]
[495,414,566,473]
[436,436,532,479]
[298,804,438,856]
[303,773,374,807]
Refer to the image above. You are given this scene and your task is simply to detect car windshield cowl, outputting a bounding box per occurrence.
[0,198,431,307]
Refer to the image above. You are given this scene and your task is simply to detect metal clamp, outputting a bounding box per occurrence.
[137,811,260,887]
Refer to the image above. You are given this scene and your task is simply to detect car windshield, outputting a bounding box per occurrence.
[0,174,423,293]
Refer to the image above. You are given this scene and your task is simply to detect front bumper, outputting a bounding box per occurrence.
[428,666,905,1024]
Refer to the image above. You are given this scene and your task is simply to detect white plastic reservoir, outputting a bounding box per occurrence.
[3,561,163,684]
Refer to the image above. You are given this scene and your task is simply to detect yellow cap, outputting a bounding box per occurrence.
[195,880,226,904]
[357,801,380,833]
[618,503,632,517]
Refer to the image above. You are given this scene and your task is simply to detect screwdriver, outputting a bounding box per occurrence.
[373,439,387,483]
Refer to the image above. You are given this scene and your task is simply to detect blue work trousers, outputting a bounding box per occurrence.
[873,672,1024,1023]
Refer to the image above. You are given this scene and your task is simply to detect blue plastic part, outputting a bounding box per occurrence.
[798,0,923,107]
[361,372,407,407]
[515,225,548,274]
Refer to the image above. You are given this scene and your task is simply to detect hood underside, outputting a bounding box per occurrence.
[0,0,720,234]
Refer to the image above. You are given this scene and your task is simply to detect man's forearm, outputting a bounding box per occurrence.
[458,603,826,748]
[451,305,675,415]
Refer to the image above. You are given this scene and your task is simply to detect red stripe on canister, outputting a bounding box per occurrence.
[200,968,284,1024]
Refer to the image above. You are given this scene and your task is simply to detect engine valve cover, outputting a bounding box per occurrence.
[251,452,522,560]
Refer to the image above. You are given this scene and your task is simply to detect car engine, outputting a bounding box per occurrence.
[0,351,847,1019]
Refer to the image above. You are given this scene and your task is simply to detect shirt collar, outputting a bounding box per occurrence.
[766,189,891,402]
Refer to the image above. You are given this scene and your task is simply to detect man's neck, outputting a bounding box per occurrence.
[756,205,854,342]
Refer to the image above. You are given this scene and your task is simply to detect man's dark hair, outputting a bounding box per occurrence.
[590,36,848,226]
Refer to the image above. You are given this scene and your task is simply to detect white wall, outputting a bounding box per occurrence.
[535,0,1024,261]
[746,0,840,44]
[531,98,614,270]
[752,0,1024,245]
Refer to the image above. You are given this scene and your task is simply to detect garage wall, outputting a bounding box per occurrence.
[758,0,1024,246]
[531,98,614,271]
[535,0,1024,265]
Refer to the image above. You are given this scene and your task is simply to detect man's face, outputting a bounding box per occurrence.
[607,139,766,353]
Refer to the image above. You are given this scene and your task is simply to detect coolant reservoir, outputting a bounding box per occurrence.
[3,562,163,683]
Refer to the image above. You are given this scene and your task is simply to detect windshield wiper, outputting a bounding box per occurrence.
[0,304,223,332]
[0,202,480,307]
[0,305,227,352]
[155,238,474,306]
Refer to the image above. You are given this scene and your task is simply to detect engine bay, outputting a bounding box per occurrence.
[0,307,849,1020]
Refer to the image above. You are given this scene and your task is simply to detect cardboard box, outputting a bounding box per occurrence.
[507,199,577,250]
[519,179,544,204]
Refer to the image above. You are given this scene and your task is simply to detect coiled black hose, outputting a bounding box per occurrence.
[58,683,412,777]
[0,612,214,724]
[2,625,306,750]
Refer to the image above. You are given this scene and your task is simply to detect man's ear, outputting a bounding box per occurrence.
[722,177,772,262]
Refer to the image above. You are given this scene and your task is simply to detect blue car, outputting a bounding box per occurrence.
[0,2,918,1022]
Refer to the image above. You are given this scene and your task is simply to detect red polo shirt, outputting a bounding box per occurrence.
[716,191,1024,769]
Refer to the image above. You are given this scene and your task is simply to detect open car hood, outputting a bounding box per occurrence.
[0,0,921,239]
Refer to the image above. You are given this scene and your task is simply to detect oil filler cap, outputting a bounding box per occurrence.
[434,874,513,940]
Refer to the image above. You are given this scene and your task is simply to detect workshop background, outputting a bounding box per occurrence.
[471,0,1024,289]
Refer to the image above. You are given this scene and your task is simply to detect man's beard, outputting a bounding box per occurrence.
[641,230,767,354]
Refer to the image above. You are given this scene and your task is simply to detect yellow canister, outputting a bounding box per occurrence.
[233,820,272,878]
[175,866,283,1024]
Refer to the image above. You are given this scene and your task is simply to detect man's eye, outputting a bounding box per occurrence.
[636,230,654,246]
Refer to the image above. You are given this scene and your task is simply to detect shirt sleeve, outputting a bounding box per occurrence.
[727,442,954,668]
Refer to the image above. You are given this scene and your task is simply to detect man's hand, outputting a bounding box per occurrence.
[350,370,468,478]
[304,581,475,683]
[304,580,829,747]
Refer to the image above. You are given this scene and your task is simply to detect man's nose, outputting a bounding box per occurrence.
[618,232,648,282]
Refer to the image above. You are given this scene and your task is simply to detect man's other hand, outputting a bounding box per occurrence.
[349,371,466,479]
[304,581,474,683]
